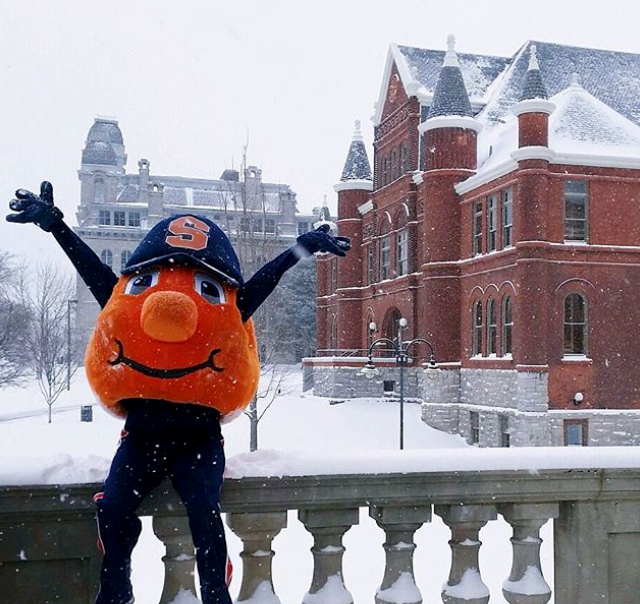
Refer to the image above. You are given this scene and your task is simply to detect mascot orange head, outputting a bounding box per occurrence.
[85,215,260,420]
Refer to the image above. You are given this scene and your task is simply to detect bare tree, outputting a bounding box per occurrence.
[21,263,78,423]
[244,343,294,452]
[0,251,31,388]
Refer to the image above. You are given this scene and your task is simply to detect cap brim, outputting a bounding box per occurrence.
[122,252,241,287]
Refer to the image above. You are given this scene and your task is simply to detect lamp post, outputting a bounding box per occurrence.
[361,318,439,450]
[67,299,78,390]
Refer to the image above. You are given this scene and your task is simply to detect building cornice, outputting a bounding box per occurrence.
[511,146,556,162]
[357,200,374,215]
[418,115,483,135]
[334,180,374,193]
[512,98,556,117]
[455,160,518,195]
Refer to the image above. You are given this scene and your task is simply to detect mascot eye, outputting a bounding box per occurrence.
[125,271,160,295]
[195,273,225,305]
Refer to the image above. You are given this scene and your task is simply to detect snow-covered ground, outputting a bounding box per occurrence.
[0,368,554,604]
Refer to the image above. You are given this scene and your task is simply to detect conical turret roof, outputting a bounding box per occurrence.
[340,120,373,181]
[520,44,549,101]
[427,35,473,119]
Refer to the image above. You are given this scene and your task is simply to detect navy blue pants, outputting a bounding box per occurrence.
[94,400,232,604]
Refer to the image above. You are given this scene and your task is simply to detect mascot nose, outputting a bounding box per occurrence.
[140,291,198,343]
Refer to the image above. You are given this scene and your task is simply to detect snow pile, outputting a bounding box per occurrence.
[303,575,352,604]
[168,588,200,604]
[376,572,421,604]
[238,581,280,604]
[442,569,489,600]
[503,565,550,596]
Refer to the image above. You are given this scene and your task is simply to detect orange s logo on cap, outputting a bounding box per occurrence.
[165,216,210,250]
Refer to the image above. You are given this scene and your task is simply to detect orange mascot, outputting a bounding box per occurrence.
[7,182,351,604]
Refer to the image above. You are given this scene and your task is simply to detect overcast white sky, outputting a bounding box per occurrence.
[2,0,640,266]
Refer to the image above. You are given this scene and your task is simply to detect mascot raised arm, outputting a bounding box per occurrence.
[7,181,350,604]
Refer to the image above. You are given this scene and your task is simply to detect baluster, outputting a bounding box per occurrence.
[435,504,497,604]
[299,508,359,604]
[226,511,287,604]
[498,503,559,604]
[152,515,197,604]
[370,504,431,604]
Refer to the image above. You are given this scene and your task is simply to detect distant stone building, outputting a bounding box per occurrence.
[74,117,318,362]
[305,38,640,447]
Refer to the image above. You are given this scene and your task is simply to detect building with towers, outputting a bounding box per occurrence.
[74,116,319,362]
[306,37,640,447]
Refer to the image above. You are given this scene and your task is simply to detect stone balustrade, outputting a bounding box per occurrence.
[2,467,640,603]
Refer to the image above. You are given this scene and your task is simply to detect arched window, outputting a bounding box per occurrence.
[100,249,113,269]
[502,296,513,356]
[120,250,132,271]
[486,298,497,356]
[383,308,402,355]
[472,301,483,356]
[564,293,587,355]
[94,178,105,204]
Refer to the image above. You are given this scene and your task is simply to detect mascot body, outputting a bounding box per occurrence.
[7,183,350,604]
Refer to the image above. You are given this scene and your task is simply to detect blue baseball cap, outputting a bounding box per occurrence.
[122,214,244,287]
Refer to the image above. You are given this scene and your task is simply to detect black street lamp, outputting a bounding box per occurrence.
[67,299,78,390]
[361,317,439,450]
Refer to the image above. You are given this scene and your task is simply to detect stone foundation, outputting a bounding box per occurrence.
[303,360,640,447]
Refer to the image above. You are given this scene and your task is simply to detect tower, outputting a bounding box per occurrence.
[418,35,482,361]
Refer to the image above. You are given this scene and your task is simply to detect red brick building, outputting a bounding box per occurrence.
[306,38,640,447]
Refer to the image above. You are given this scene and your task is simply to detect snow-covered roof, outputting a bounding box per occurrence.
[460,81,640,193]
[396,44,509,105]
[377,39,640,132]
[479,40,640,128]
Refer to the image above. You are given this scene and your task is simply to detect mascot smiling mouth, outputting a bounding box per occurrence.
[109,340,224,379]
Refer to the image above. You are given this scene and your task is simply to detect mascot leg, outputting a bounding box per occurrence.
[94,432,165,604]
[170,436,232,604]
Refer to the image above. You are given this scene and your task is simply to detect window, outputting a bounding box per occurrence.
[396,231,408,276]
[329,314,337,352]
[264,218,276,234]
[470,411,480,445]
[128,212,141,227]
[472,301,483,356]
[500,415,510,448]
[502,296,513,356]
[564,293,587,355]
[367,245,376,285]
[114,211,126,226]
[100,249,113,268]
[400,143,408,174]
[120,250,131,271]
[380,236,391,280]
[486,298,497,356]
[94,178,105,203]
[564,181,588,242]
[502,188,513,248]
[487,195,497,252]
[564,419,588,446]
[473,201,483,255]
[240,216,251,232]
[391,148,398,181]
[297,221,310,235]
[382,156,389,186]
[99,210,110,226]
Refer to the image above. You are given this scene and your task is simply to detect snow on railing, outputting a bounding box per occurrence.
[2,458,640,603]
